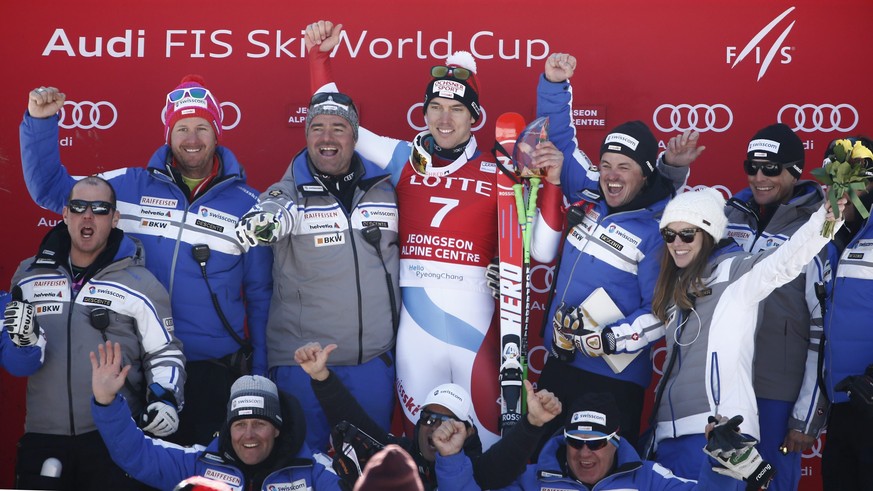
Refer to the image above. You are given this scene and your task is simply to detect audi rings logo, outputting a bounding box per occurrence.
[802,434,824,459]
[59,101,118,130]
[678,184,733,200]
[653,104,733,133]
[777,104,859,133]
[529,264,555,294]
[159,101,242,131]
[406,102,487,132]
[219,102,241,130]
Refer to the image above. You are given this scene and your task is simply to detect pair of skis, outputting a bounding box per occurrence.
[495,112,546,433]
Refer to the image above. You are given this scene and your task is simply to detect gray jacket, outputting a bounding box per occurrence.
[254,150,400,367]
[724,181,829,436]
[10,225,185,436]
[655,206,831,443]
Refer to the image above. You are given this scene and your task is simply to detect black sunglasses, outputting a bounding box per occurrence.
[67,199,114,215]
[431,65,472,81]
[743,159,796,177]
[565,435,613,451]
[309,92,357,110]
[420,409,470,428]
[661,227,700,244]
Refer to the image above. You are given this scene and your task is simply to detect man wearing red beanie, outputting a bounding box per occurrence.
[20,78,273,446]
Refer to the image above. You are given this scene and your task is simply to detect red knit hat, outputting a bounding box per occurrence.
[163,74,223,143]
[423,51,481,122]
[353,445,424,491]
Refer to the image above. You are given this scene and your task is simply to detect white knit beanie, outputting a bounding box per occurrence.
[659,187,728,242]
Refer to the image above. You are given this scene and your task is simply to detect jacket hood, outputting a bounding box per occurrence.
[536,434,643,485]
[29,222,139,274]
[605,170,675,215]
[147,145,247,182]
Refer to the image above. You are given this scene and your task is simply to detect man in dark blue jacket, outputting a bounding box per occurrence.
[20,79,273,445]
[91,341,342,491]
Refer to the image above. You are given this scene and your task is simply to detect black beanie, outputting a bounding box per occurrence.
[746,123,804,178]
[600,120,658,177]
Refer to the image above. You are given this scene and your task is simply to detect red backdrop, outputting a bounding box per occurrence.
[1,0,870,487]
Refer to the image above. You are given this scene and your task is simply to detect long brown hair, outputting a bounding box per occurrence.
[652,231,716,322]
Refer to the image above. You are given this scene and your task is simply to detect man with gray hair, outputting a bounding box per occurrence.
[235,92,400,453]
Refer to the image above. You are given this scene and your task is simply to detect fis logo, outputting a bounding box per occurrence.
[726,6,796,81]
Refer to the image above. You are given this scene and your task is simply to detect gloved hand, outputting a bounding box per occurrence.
[485,257,500,300]
[704,415,775,489]
[235,211,283,250]
[141,383,180,437]
[835,366,873,419]
[551,302,577,362]
[4,297,40,347]
[574,327,615,358]
[141,401,179,437]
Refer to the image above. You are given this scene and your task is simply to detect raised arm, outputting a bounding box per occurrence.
[20,86,78,213]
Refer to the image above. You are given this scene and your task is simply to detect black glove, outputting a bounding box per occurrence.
[835,365,873,419]
[330,421,385,487]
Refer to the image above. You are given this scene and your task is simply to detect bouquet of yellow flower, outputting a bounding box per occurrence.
[811,139,873,238]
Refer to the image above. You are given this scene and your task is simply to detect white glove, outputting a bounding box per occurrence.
[141,401,179,437]
[4,300,39,347]
[235,211,283,249]
[704,415,775,489]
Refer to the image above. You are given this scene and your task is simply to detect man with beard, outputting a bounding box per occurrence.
[20,79,272,445]
[235,91,399,453]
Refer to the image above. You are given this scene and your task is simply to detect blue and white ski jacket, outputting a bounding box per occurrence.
[533,76,673,388]
[435,433,741,490]
[92,392,342,491]
[20,113,273,372]
[825,215,873,403]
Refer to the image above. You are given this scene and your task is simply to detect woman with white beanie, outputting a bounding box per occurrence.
[646,187,844,483]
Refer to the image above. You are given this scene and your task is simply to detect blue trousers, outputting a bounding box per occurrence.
[272,353,395,453]
[656,433,743,490]
[757,398,801,491]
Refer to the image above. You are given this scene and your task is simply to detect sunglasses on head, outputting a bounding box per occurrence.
[309,92,356,109]
[419,409,469,428]
[743,159,794,177]
[67,199,114,215]
[565,433,616,451]
[431,65,472,81]
[661,227,700,244]
[167,87,216,105]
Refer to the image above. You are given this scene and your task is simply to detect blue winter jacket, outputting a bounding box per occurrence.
[535,76,672,387]
[825,216,873,403]
[435,433,742,490]
[92,392,342,491]
[20,113,273,372]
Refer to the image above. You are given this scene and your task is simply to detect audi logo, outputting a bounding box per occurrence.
[529,264,555,294]
[59,101,118,130]
[678,184,733,200]
[159,101,242,131]
[777,103,859,133]
[801,433,824,459]
[527,345,548,375]
[653,104,733,133]
[406,102,487,132]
